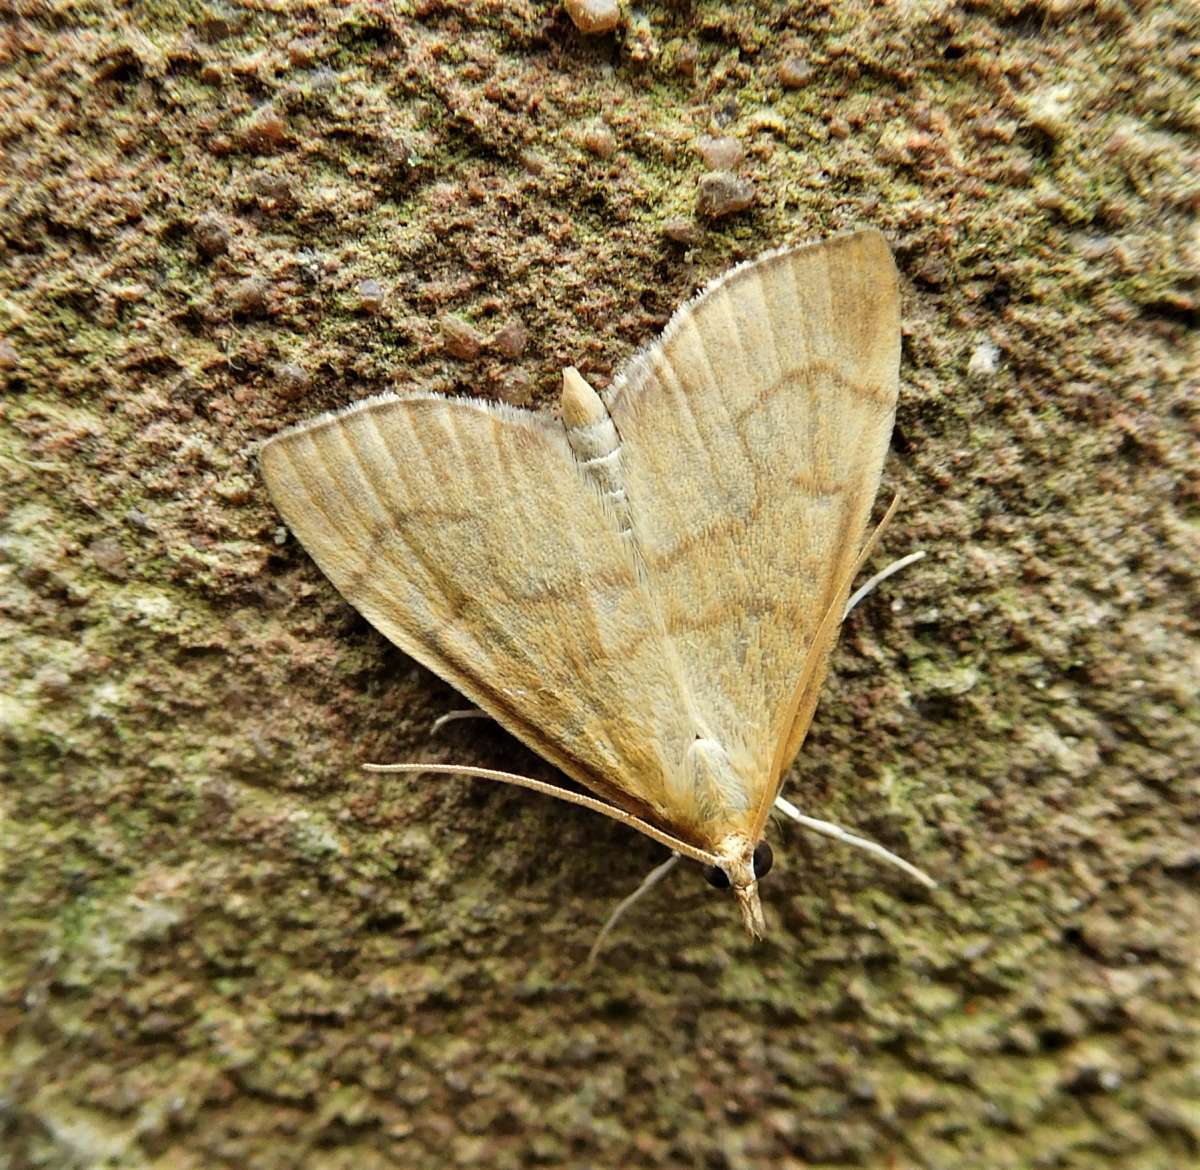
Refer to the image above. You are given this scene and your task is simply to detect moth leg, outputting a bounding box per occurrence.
[430,707,491,735]
[772,794,937,889]
[843,550,926,617]
[586,852,682,970]
[771,548,935,889]
[421,709,698,954]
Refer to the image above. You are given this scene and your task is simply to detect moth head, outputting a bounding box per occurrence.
[703,836,772,938]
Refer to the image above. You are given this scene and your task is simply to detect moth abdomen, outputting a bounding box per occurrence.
[561,366,633,536]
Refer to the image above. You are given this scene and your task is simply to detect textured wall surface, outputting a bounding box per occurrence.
[2,2,1197,1168]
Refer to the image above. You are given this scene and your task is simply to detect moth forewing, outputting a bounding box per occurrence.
[261,229,910,941]
[605,229,901,856]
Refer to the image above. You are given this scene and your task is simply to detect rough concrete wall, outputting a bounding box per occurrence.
[2,2,1197,1168]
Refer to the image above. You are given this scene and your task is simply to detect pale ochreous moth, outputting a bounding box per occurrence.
[260,229,935,941]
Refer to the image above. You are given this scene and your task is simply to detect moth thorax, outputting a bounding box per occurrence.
[561,366,631,534]
[680,737,750,823]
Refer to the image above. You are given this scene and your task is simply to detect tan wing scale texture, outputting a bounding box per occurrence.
[261,393,704,836]
[606,229,900,837]
[260,229,900,856]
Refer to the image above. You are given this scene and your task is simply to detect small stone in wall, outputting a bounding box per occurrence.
[229,277,268,317]
[357,279,386,314]
[89,536,128,579]
[564,0,622,35]
[274,362,311,400]
[696,171,754,219]
[779,57,812,89]
[194,213,231,258]
[492,319,529,359]
[442,316,485,360]
[662,218,700,245]
[694,135,744,171]
[581,123,617,158]
[967,340,1000,380]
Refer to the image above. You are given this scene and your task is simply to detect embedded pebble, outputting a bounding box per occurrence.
[380,135,417,189]
[194,213,230,258]
[662,218,700,245]
[243,106,287,153]
[581,123,617,158]
[696,171,755,219]
[968,340,1000,380]
[492,319,528,358]
[250,171,293,209]
[694,135,744,171]
[499,367,532,405]
[35,665,73,698]
[229,277,268,316]
[779,57,813,89]
[564,0,622,35]
[274,362,311,400]
[358,279,386,313]
[215,474,254,504]
[441,316,484,360]
[89,536,128,579]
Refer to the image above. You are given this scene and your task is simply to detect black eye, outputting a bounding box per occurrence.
[753,840,774,880]
[702,863,730,889]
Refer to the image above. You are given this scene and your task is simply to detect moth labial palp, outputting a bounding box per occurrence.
[560,367,634,539]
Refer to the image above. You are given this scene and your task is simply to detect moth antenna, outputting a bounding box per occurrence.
[843,550,926,616]
[363,762,720,867]
[585,852,681,970]
[773,794,937,889]
[430,708,490,735]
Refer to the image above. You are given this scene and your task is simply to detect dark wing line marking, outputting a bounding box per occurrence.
[279,428,665,822]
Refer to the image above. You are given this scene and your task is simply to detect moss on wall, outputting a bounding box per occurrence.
[2,2,1197,1167]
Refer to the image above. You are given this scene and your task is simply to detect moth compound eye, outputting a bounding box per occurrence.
[752,840,774,880]
[702,863,731,889]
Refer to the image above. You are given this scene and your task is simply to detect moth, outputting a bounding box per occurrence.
[261,229,930,939]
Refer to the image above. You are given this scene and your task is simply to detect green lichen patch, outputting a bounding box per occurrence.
[2,1,1197,1168]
